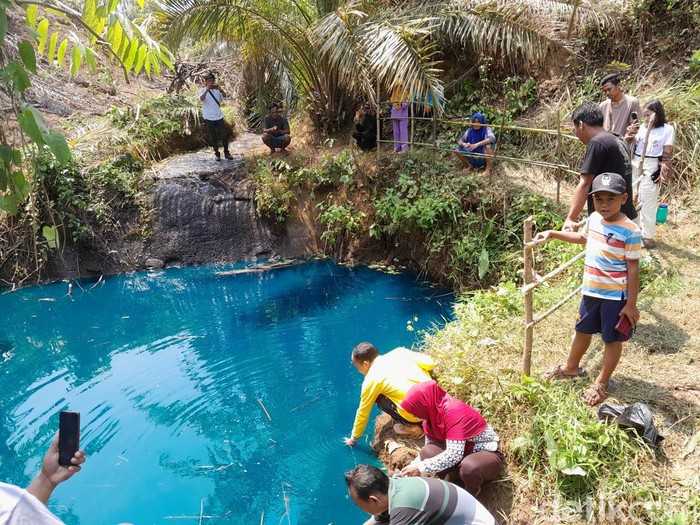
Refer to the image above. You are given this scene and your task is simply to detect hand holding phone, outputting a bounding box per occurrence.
[58,411,80,466]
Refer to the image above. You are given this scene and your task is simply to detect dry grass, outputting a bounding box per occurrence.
[417,172,700,524]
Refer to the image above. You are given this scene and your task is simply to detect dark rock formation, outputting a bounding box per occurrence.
[45,133,319,281]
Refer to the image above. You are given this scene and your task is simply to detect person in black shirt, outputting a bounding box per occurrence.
[564,102,637,232]
[262,103,291,155]
[352,103,377,151]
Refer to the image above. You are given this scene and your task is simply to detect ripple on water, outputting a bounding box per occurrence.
[0,261,453,524]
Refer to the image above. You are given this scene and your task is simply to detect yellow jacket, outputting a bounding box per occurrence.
[351,347,435,439]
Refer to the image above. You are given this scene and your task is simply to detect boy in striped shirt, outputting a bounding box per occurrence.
[536,172,642,405]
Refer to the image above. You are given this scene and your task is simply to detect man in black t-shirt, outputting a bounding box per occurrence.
[564,102,637,231]
[262,103,291,154]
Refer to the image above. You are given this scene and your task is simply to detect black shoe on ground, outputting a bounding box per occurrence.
[224,152,233,160]
[214,152,221,161]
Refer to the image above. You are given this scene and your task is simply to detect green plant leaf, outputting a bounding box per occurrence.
[44,130,71,163]
[0,193,19,215]
[0,8,7,47]
[36,18,49,55]
[124,37,139,70]
[18,40,37,73]
[42,225,60,249]
[70,45,82,76]
[47,32,59,64]
[0,144,13,168]
[57,38,68,68]
[2,61,32,93]
[478,248,490,279]
[11,170,30,199]
[25,4,37,29]
[18,106,46,144]
[84,47,97,70]
[133,42,147,74]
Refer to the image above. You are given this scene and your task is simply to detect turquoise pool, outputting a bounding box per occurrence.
[0,260,453,524]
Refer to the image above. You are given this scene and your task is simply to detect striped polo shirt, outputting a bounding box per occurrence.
[580,212,641,300]
[379,477,495,525]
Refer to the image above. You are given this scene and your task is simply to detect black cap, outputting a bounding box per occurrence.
[590,172,627,195]
[204,72,215,80]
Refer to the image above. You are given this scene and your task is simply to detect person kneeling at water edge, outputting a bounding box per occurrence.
[455,113,496,177]
[262,103,291,154]
[346,464,496,525]
[396,380,502,496]
[538,172,641,406]
[344,343,435,446]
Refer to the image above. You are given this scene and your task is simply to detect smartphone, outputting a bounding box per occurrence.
[58,411,80,466]
[631,111,638,121]
[615,315,634,341]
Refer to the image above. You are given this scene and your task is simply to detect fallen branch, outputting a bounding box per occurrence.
[258,399,272,421]
[291,397,320,412]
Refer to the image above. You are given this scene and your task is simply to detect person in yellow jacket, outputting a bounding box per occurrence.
[344,342,435,446]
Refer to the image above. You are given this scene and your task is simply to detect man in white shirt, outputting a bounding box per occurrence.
[198,72,232,161]
[1,435,86,524]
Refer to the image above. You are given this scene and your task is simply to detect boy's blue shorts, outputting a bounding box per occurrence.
[575,295,628,343]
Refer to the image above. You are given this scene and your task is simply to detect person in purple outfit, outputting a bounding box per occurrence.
[391,100,409,152]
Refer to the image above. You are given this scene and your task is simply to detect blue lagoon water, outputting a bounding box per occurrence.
[0,260,453,524]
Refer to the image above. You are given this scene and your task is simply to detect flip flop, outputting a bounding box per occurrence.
[544,364,587,381]
[583,383,608,406]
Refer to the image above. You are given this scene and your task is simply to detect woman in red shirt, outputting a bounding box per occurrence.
[397,380,502,495]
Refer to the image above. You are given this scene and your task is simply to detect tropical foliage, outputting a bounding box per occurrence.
[156,0,618,132]
[0,0,172,283]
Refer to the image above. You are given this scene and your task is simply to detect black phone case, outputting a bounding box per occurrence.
[58,411,80,466]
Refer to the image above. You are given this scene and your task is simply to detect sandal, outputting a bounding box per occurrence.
[582,383,608,406]
[544,364,587,381]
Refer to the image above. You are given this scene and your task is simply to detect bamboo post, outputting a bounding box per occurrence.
[410,105,415,150]
[555,108,562,206]
[491,111,506,180]
[432,105,437,146]
[567,0,580,40]
[523,216,534,377]
[376,79,381,153]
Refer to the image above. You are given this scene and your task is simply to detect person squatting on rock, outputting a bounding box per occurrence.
[345,464,496,525]
[344,343,435,447]
[625,99,675,249]
[395,380,503,496]
[353,103,377,151]
[0,434,86,524]
[198,72,232,161]
[262,103,292,155]
[538,173,642,406]
[564,102,637,232]
[455,112,496,177]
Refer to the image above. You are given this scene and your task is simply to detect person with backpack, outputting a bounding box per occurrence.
[198,72,232,161]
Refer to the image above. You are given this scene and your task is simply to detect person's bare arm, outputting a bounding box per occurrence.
[563,173,595,231]
[619,259,640,325]
[534,230,587,245]
[27,434,86,504]
[660,145,673,182]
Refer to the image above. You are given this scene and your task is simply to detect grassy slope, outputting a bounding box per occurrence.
[418,169,700,524]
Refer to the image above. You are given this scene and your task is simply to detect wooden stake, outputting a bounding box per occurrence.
[522,217,534,377]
